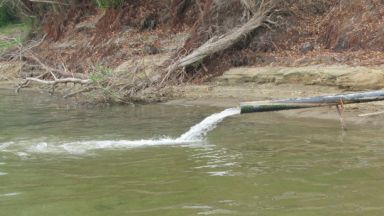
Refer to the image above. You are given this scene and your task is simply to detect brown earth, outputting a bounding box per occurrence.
[0,0,383,107]
[9,0,382,79]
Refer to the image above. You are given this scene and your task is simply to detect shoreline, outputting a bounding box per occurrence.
[2,64,384,127]
[164,64,384,126]
[166,88,384,128]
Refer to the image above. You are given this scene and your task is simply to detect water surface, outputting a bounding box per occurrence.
[1,89,384,215]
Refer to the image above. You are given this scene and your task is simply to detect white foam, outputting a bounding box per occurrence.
[177,108,240,141]
[3,108,240,155]
[59,138,190,154]
[0,142,13,151]
[0,192,21,197]
[16,152,29,158]
[27,142,49,153]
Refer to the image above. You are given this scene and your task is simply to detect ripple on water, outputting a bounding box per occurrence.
[0,192,21,197]
[192,147,241,177]
[15,152,29,159]
[0,142,13,150]
[0,172,8,176]
[183,205,234,215]
[207,171,234,176]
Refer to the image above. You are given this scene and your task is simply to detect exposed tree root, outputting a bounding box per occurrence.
[161,1,274,84]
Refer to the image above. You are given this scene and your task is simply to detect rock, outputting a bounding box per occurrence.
[143,44,160,55]
[231,57,248,67]
[336,70,384,90]
[214,65,384,91]
[299,42,314,54]
[122,25,133,33]
[140,15,156,31]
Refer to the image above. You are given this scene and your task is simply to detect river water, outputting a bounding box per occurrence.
[1,89,384,215]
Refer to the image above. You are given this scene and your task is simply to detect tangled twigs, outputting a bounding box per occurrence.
[15,71,49,94]
[15,80,30,94]
[17,50,91,95]
[1,34,47,61]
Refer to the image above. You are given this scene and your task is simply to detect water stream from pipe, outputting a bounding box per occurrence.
[3,108,240,155]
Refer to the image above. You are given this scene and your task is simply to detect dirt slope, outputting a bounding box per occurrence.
[1,0,383,103]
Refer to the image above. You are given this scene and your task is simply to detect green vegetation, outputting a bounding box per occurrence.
[0,22,31,52]
[90,65,113,83]
[90,65,122,102]
[0,5,18,27]
[0,2,31,52]
[92,0,124,8]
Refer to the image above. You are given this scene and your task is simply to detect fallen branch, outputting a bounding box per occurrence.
[26,77,91,85]
[15,71,49,94]
[161,1,273,84]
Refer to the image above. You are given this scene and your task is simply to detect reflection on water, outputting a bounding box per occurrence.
[192,147,241,176]
[1,89,384,215]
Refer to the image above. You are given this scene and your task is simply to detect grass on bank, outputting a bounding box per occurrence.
[0,22,31,53]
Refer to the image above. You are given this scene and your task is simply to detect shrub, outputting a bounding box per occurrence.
[0,6,17,27]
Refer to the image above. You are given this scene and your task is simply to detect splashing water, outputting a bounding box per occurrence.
[176,108,240,141]
[2,108,240,155]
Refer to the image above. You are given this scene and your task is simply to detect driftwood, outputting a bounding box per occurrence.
[240,91,384,114]
[26,77,90,85]
[24,77,91,96]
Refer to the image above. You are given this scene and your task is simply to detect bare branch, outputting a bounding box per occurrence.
[26,77,91,85]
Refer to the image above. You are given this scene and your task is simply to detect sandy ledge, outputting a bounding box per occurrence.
[166,65,384,127]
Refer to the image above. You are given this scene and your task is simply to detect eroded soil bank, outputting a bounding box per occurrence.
[1,0,383,102]
[1,0,384,126]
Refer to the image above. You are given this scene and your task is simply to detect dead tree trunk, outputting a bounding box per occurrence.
[162,1,273,84]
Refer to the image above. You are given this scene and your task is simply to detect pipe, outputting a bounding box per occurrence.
[240,90,384,114]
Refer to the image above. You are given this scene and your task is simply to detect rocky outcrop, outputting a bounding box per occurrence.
[215,65,384,90]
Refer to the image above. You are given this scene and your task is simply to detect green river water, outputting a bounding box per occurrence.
[1,89,384,216]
